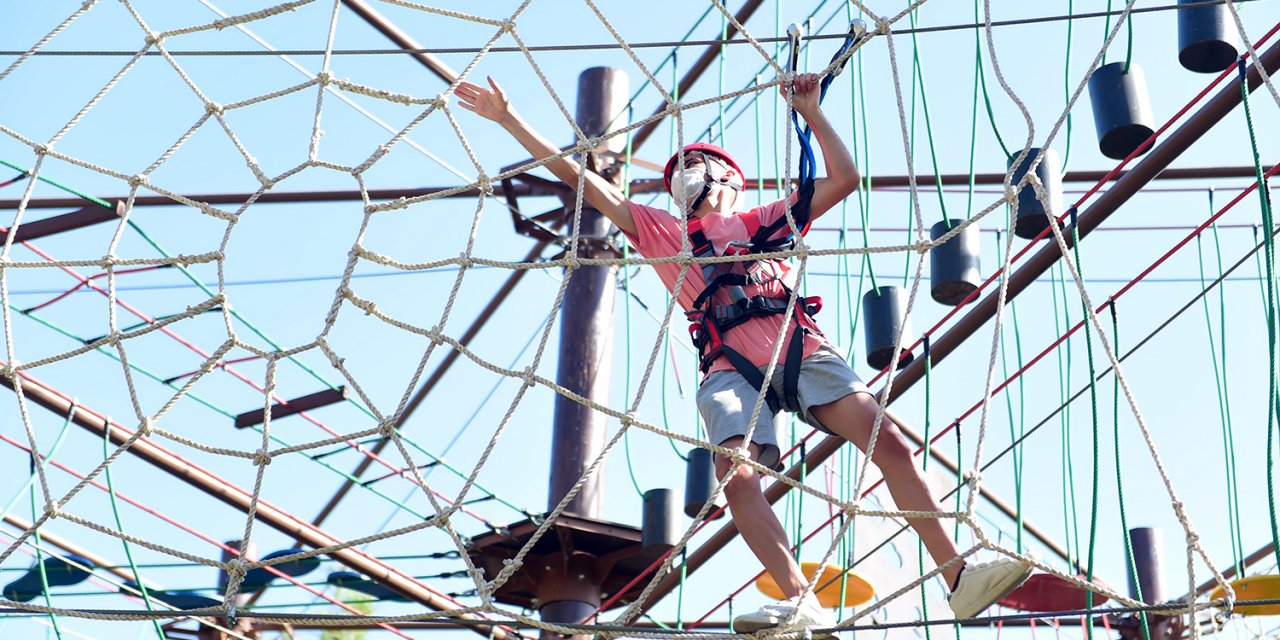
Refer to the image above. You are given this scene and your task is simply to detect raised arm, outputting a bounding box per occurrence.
[455,77,636,235]
[786,73,860,222]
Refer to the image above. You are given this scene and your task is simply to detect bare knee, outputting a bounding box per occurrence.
[715,456,761,500]
[869,420,914,465]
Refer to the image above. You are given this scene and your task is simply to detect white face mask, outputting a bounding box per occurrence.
[675,167,708,209]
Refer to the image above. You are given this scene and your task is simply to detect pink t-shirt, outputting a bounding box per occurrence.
[623,199,827,375]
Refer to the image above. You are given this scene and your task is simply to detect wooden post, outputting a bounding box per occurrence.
[541,66,627,638]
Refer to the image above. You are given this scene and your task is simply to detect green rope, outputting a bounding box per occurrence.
[973,0,1011,159]
[621,103,645,498]
[919,337,933,640]
[1238,61,1280,569]
[102,424,166,639]
[1110,303,1152,640]
[1195,206,1246,575]
[1123,5,1135,74]
[30,486,63,640]
[906,8,949,226]
[1069,215,1101,640]
[854,30,878,300]
[0,158,110,208]
[994,232,1026,553]
[1062,0,1075,173]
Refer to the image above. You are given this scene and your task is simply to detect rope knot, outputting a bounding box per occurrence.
[316,70,333,85]
[225,558,248,581]
[205,102,224,115]
[457,252,474,269]
[425,325,443,344]
[874,18,892,35]
[500,18,515,32]
[32,144,50,156]
[252,448,272,466]
[1004,189,1018,207]
[143,32,160,46]
[378,419,397,438]
[138,417,154,437]
[43,503,60,520]
[519,366,536,388]
[475,175,493,195]
[0,361,19,379]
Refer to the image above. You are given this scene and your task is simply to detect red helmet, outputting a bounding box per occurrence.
[662,143,745,195]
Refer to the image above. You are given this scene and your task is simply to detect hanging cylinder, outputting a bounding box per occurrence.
[683,448,725,520]
[1008,148,1066,240]
[862,285,914,371]
[929,219,981,305]
[642,488,680,553]
[1088,61,1157,160]
[1178,0,1239,73]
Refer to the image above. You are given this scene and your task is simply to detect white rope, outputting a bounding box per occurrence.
[0,0,1263,636]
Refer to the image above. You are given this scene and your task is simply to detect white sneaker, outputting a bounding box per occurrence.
[734,595,836,637]
[947,557,1034,619]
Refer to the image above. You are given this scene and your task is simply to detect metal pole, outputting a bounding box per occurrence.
[539,66,627,637]
[0,367,518,640]
[1128,527,1168,640]
[339,0,459,84]
[4,165,1268,212]
[642,34,1280,609]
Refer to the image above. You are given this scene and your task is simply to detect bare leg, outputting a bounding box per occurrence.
[715,437,808,599]
[808,393,964,588]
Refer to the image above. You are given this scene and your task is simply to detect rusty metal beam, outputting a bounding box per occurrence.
[0,366,520,640]
[0,183,556,212]
[641,32,1280,610]
[308,233,559,531]
[233,386,348,429]
[340,0,458,85]
[3,165,1266,214]
[629,0,766,152]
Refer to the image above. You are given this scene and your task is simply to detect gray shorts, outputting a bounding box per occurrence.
[695,344,871,470]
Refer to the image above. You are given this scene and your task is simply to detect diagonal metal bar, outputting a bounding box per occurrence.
[629,0,766,152]
[3,166,1266,213]
[308,235,558,531]
[340,0,459,84]
[640,30,1280,610]
[0,365,520,640]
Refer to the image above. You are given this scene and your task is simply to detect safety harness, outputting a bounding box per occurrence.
[679,21,865,416]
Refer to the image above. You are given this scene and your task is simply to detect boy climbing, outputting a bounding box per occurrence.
[456,72,1032,633]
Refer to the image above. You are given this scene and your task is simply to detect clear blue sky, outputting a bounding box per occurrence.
[1,1,1279,638]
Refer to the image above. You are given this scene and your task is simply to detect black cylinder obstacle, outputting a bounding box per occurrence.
[1088,62,1156,160]
[1008,148,1065,240]
[683,448,724,520]
[642,488,680,552]
[1178,0,1238,73]
[929,219,981,305]
[862,285,914,371]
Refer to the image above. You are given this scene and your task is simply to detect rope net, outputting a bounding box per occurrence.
[0,0,1277,638]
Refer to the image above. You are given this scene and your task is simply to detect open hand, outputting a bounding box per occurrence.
[455,76,513,123]
[781,72,822,117]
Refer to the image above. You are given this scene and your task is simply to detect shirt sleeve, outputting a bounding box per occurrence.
[753,193,803,231]
[623,202,679,258]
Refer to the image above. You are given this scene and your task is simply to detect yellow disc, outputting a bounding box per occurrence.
[1210,575,1280,616]
[756,561,875,608]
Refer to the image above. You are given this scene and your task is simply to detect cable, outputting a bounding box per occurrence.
[2,0,1256,58]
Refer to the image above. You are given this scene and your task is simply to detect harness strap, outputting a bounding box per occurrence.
[720,344,782,416]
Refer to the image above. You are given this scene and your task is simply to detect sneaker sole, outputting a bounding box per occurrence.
[952,564,1034,619]
[735,619,838,639]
